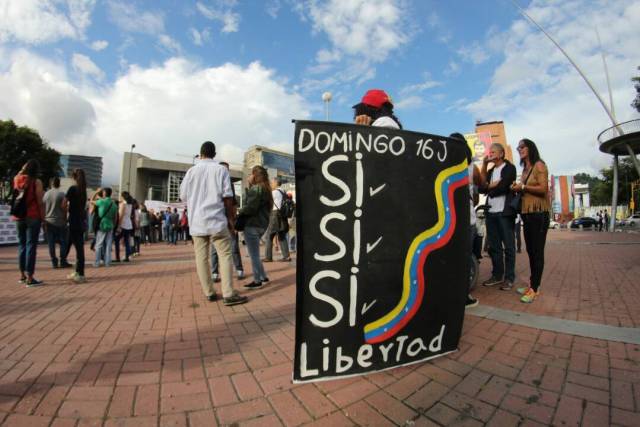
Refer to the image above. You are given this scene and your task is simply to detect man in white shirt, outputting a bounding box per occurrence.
[263,177,291,262]
[179,141,247,306]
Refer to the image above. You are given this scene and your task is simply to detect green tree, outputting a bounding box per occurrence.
[573,158,639,206]
[0,120,61,200]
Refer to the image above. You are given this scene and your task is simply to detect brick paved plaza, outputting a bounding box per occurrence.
[0,230,639,426]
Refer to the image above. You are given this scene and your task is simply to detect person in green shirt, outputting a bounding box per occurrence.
[93,188,117,267]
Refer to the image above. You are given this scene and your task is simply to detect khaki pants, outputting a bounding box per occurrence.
[193,229,234,298]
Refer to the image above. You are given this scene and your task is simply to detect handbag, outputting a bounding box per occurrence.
[510,168,534,213]
[234,213,247,231]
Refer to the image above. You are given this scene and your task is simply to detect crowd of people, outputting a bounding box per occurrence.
[11,88,550,311]
[10,161,196,285]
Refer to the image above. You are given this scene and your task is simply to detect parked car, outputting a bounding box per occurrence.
[620,213,640,227]
[569,217,598,229]
[549,220,560,229]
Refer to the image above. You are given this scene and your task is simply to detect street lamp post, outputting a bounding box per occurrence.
[127,144,136,193]
[322,92,332,121]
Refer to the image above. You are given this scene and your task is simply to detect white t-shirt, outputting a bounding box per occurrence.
[272,188,283,211]
[121,204,133,230]
[372,116,400,129]
[488,163,506,214]
[179,159,233,236]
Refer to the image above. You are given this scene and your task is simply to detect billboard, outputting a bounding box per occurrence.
[463,132,492,165]
[293,120,470,382]
[551,175,575,216]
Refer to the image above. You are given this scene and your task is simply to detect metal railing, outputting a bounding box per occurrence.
[597,119,640,144]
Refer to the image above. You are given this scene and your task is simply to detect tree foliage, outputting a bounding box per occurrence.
[575,158,639,206]
[632,65,640,113]
[0,120,61,199]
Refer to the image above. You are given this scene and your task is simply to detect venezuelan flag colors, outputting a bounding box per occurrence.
[363,160,469,344]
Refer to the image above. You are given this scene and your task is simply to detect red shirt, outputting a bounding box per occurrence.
[13,174,42,220]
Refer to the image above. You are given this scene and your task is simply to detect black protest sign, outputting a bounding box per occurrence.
[293,120,470,382]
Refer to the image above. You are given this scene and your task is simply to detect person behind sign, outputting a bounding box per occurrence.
[353,89,402,129]
[263,177,291,263]
[12,159,46,287]
[451,133,480,308]
[510,138,550,303]
[479,143,517,291]
[239,165,272,289]
[180,141,247,306]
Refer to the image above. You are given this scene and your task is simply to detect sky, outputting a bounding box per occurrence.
[1,0,639,186]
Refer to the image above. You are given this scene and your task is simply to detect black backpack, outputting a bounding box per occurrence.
[278,190,295,219]
[10,179,31,218]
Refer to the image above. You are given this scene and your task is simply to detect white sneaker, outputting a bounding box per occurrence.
[237,270,244,280]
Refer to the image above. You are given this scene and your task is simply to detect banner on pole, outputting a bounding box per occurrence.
[293,121,470,382]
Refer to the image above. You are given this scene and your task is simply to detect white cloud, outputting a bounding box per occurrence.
[0,0,96,44]
[457,42,490,65]
[394,95,422,110]
[158,35,182,53]
[444,60,461,77]
[90,40,108,51]
[465,0,640,175]
[71,53,104,80]
[107,1,164,34]
[196,2,240,33]
[0,49,96,147]
[399,74,441,96]
[0,50,310,186]
[266,0,281,19]
[426,11,452,45]
[305,0,409,63]
[189,28,211,46]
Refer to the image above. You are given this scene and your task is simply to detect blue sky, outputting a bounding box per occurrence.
[1,0,639,185]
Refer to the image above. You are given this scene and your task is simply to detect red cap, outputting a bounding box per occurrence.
[359,89,392,108]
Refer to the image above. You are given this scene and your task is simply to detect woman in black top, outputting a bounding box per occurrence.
[66,168,87,283]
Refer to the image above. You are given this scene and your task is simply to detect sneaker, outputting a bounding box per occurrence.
[465,295,479,308]
[243,281,263,290]
[93,263,101,268]
[236,271,244,280]
[520,288,537,303]
[26,278,44,287]
[67,272,78,280]
[500,281,514,291]
[516,286,529,295]
[207,293,217,302]
[123,258,130,262]
[223,294,248,306]
[212,273,221,283]
[262,258,273,263]
[262,277,269,283]
[18,277,27,284]
[73,275,87,284]
[482,276,503,287]
[60,261,72,268]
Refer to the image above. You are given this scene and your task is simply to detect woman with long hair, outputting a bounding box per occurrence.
[117,191,134,262]
[510,139,550,303]
[12,159,46,286]
[238,165,273,289]
[66,168,87,283]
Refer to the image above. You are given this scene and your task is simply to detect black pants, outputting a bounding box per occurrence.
[522,212,549,292]
[69,228,85,276]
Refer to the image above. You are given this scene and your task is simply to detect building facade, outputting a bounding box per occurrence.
[119,152,242,203]
[243,145,295,192]
[60,155,103,188]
